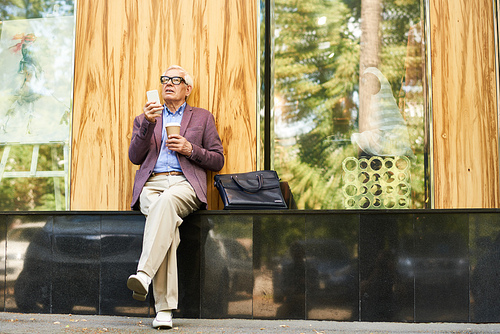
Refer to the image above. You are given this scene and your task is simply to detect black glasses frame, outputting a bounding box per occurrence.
[160,76,186,85]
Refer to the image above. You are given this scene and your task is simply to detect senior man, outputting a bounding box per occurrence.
[127,65,224,329]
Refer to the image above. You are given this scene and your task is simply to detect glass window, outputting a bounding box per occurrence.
[0,1,75,210]
[261,0,428,209]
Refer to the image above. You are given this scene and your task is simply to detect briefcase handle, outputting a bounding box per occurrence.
[232,174,263,193]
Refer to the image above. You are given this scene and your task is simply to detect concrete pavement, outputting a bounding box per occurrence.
[2,312,500,334]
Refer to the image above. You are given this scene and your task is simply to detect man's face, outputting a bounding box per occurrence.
[161,68,192,104]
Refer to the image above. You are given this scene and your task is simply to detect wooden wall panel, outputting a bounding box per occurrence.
[71,0,257,210]
[430,0,499,208]
[206,1,258,208]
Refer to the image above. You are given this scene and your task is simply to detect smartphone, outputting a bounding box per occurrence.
[146,90,162,114]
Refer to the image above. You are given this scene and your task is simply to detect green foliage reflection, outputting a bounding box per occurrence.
[0,144,66,210]
[272,0,426,209]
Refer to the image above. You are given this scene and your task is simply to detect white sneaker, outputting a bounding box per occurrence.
[127,271,151,301]
[152,310,173,329]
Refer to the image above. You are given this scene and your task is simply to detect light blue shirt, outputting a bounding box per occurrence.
[153,102,186,173]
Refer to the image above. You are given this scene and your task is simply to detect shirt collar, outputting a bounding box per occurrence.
[164,102,186,116]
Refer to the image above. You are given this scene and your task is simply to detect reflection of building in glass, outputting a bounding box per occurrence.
[0,16,75,211]
[351,67,415,159]
[346,66,416,209]
[2,33,42,135]
[0,17,74,144]
[342,156,411,209]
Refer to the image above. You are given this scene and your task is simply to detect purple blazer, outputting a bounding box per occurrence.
[128,103,224,210]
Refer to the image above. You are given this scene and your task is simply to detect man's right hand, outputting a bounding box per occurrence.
[144,101,163,123]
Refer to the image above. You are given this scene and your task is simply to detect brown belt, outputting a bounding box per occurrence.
[151,171,184,177]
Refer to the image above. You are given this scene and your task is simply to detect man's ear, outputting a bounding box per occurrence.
[185,85,193,99]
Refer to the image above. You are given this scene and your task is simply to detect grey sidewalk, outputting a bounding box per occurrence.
[1,312,500,334]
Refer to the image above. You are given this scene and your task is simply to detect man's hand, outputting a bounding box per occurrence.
[166,134,193,156]
[143,101,163,123]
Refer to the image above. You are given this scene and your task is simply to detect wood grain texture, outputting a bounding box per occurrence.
[71,0,257,210]
[430,0,499,208]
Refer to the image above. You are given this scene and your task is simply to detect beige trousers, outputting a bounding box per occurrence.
[138,174,201,312]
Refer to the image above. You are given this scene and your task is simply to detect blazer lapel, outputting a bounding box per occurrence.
[154,115,163,153]
[181,104,193,136]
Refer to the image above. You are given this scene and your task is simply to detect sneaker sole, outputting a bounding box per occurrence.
[127,277,148,301]
[152,319,172,329]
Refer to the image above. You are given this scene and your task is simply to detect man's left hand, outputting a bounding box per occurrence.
[166,134,193,156]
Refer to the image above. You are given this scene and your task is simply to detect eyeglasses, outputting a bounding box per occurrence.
[160,76,186,85]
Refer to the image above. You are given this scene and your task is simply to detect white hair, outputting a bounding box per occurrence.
[165,65,194,88]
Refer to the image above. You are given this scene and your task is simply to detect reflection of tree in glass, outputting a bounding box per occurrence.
[275,0,356,126]
[0,144,66,210]
[273,0,425,209]
[0,0,75,22]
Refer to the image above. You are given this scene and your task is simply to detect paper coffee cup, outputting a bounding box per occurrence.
[165,123,181,136]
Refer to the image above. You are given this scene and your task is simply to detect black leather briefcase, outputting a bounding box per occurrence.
[214,170,288,210]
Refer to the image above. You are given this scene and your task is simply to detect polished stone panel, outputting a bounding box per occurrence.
[201,214,253,318]
[413,213,469,322]
[51,215,101,314]
[178,214,204,318]
[100,215,148,316]
[360,213,414,322]
[305,213,359,321]
[470,213,500,323]
[253,213,306,319]
[2,210,499,323]
[6,215,52,313]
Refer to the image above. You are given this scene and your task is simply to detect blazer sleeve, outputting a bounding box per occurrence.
[129,114,157,165]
